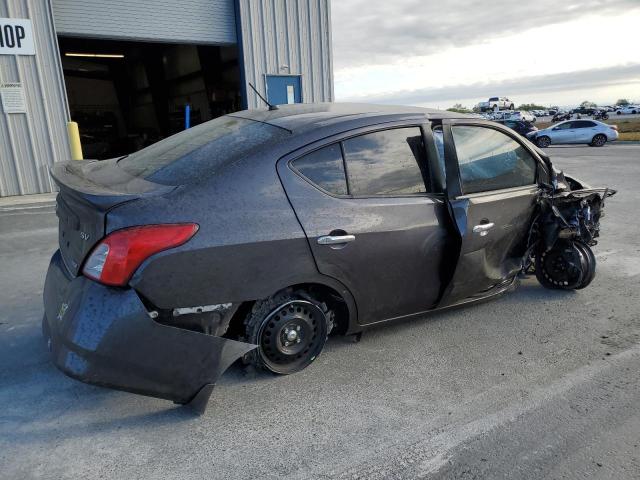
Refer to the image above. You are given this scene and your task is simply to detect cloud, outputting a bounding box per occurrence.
[332,0,640,69]
[340,63,640,105]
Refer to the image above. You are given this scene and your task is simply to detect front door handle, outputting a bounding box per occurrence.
[317,234,356,245]
[472,222,495,236]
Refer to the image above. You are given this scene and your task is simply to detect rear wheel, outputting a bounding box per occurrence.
[243,289,333,374]
[536,136,551,148]
[591,134,607,147]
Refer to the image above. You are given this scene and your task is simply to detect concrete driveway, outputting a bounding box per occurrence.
[1,144,639,479]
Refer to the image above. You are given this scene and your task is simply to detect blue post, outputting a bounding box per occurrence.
[185,104,191,129]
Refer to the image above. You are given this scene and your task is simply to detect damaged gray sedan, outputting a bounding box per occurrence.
[43,104,615,413]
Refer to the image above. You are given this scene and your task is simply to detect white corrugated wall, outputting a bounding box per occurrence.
[0,0,333,196]
[52,0,236,44]
[0,0,70,197]
[236,0,334,109]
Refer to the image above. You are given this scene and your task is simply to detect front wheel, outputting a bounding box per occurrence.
[591,134,607,147]
[536,136,551,148]
[535,241,590,290]
[243,289,332,374]
[574,242,596,289]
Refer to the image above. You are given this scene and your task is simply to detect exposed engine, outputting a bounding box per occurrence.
[527,170,616,290]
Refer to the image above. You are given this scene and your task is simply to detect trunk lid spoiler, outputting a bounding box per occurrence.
[50,159,175,276]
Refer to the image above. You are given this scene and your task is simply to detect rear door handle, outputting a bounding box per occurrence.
[317,234,356,245]
[472,222,495,236]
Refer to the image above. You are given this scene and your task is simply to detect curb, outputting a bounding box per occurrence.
[0,193,57,211]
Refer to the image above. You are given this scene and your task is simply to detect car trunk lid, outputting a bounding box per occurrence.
[50,159,175,276]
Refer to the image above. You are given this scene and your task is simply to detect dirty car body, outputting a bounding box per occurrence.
[42,103,615,412]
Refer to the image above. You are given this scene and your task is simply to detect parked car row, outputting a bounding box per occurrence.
[489,113,619,148]
[481,110,536,122]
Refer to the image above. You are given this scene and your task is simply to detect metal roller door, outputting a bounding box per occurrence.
[52,0,237,45]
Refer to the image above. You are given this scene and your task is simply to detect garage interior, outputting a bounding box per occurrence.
[58,37,241,159]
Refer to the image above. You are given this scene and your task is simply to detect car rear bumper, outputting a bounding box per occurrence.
[42,250,256,410]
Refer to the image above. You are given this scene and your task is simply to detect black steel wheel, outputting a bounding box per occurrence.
[536,136,551,148]
[535,241,588,290]
[243,290,332,374]
[573,242,596,289]
[591,134,607,147]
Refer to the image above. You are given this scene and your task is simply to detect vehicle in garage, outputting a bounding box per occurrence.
[529,119,619,147]
[42,103,615,412]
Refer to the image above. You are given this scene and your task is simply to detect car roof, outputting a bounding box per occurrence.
[228,102,473,134]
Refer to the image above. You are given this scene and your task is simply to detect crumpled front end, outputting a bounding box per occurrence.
[525,171,617,290]
[537,172,616,251]
[43,250,256,413]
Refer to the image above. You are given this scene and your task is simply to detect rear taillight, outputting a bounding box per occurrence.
[610,125,618,131]
[82,224,199,286]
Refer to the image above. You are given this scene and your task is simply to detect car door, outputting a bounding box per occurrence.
[549,121,577,144]
[572,120,597,142]
[277,123,451,325]
[436,120,544,306]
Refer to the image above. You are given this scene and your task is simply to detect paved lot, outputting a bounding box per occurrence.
[1,144,639,479]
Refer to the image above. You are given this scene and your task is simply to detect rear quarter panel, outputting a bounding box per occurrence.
[106,149,321,309]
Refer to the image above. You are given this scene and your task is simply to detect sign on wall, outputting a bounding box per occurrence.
[0,18,35,55]
[1,82,26,113]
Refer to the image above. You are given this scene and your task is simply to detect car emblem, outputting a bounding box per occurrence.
[57,302,69,321]
[80,231,90,241]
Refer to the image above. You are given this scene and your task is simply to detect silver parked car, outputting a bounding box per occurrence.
[528,119,619,147]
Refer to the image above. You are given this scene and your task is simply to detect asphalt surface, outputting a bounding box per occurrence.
[1,144,639,479]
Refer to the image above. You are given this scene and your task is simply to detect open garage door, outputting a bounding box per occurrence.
[53,0,240,159]
[58,38,241,159]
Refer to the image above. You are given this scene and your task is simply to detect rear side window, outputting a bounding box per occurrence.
[573,120,596,128]
[342,127,429,196]
[292,144,348,195]
[118,116,288,185]
[451,126,537,194]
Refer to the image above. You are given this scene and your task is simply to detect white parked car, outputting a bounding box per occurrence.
[478,96,515,112]
[616,105,640,115]
[507,110,536,122]
[527,119,618,147]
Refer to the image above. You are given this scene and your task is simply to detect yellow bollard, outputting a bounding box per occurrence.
[67,121,83,160]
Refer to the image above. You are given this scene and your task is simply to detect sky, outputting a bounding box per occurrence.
[331,0,640,109]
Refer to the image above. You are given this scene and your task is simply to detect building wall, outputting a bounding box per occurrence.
[0,0,70,196]
[236,0,334,109]
[0,0,334,196]
[52,0,237,45]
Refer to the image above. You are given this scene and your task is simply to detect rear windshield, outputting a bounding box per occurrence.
[118,116,288,185]
[489,97,499,101]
